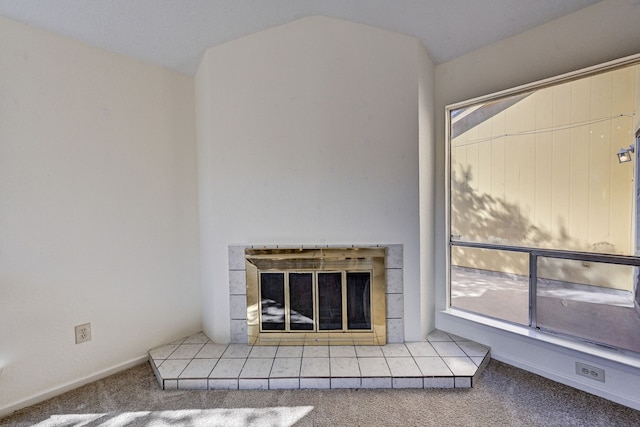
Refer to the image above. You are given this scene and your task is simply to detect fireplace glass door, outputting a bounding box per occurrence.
[346,272,372,330]
[289,273,314,331]
[259,270,371,333]
[246,247,386,345]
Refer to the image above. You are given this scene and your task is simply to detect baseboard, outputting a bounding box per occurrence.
[0,355,149,419]
[491,353,640,411]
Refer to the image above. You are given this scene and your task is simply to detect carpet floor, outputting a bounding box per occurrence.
[1,359,639,426]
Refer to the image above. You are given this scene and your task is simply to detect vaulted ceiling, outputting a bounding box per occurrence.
[0,0,603,75]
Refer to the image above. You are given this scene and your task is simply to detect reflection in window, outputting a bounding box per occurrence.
[259,270,374,333]
[260,273,285,330]
[450,246,529,326]
[536,257,640,354]
[347,272,372,329]
[289,273,314,330]
[451,65,636,255]
[318,273,343,330]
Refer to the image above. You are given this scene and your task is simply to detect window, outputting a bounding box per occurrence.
[446,55,640,355]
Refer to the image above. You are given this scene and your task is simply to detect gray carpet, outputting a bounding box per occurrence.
[2,359,639,426]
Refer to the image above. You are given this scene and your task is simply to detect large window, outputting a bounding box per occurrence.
[447,55,640,355]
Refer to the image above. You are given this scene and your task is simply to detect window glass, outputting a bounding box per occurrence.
[346,272,372,329]
[451,65,636,255]
[536,257,639,353]
[448,61,640,355]
[289,273,314,330]
[450,246,529,325]
[318,272,343,330]
[260,273,285,330]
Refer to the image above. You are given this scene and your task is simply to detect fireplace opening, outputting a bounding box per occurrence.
[260,271,372,332]
[245,247,386,345]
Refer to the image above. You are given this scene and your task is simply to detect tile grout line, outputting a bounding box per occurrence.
[235,344,253,388]
[175,341,208,388]
[206,342,228,384]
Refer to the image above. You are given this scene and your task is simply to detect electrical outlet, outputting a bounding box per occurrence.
[575,362,605,383]
[75,323,92,344]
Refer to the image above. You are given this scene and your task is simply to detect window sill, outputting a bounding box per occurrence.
[441,308,640,371]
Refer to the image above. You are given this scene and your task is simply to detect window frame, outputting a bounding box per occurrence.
[444,52,640,356]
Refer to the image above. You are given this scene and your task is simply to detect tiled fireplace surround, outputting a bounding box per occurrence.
[228,244,405,344]
[148,244,491,390]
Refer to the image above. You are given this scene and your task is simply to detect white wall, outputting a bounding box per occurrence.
[0,16,201,415]
[196,16,432,343]
[434,0,640,410]
[419,44,436,334]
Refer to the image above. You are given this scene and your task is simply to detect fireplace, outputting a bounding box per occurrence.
[228,244,404,345]
[245,247,387,345]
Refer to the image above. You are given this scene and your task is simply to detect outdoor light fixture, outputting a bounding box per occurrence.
[617,144,635,163]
